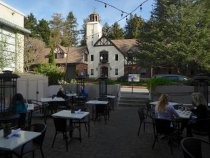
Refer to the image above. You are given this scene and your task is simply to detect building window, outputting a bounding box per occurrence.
[99,50,108,63]
[91,69,94,75]
[91,55,94,61]
[115,69,118,75]
[115,54,118,61]
[84,54,88,61]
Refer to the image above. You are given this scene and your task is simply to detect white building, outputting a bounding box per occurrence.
[40,12,142,80]
[86,12,138,79]
[0,1,30,72]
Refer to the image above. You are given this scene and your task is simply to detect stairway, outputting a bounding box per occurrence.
[118,91,149,107]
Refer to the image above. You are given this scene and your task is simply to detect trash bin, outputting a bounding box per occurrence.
[193,74,210,104]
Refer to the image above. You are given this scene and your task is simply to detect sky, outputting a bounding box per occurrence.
[1,0,155,30]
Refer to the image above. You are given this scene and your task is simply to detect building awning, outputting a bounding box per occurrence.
[0,17,31,34]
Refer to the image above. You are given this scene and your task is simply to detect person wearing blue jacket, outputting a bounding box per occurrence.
[12,93,27,129]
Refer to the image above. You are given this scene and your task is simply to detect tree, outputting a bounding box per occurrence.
[110,22,124,39]
[49,13,64,47]
[102,22,112,38]
[80,18,89,46]
[24,13,38,37]
[37,19,50,46]
[125,14,144,39]
[48,47,55,64]
[24,37,46,72]
[61,12,78,46]
[137,0,210,76]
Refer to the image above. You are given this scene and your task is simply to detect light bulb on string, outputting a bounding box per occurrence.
[140,4,142,11]
[104,3,107,8]
[121,12,123,17]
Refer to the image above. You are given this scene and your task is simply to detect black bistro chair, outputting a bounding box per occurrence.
[94,97,110,124]
[181,137,210,158]
[52,117,70,151]
[137,107,153,135]
[13,123,47,158]
[152,118,180,154]
[191,118,210,142]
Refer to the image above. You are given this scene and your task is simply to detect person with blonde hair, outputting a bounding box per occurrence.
[186,92,209,136]
[191,92,208,119]
[155,93,179,120]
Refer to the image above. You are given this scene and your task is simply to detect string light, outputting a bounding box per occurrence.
[95,0,129,15]
[95,0,149,24]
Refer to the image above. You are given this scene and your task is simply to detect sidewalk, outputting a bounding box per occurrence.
[120,86,149,93]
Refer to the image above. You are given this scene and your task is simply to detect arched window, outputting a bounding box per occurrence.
[99,50,108,63]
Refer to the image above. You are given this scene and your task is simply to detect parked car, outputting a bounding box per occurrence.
[153,74,189,81]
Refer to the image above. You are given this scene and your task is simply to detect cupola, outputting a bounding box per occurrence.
[89,11,100,22]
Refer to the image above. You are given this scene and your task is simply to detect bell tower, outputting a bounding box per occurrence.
[86,11,102,49]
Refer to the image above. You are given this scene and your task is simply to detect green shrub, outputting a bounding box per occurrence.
[147,78,176,90]
[35,63,65,85]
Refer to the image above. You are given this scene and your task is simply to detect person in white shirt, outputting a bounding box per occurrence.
[155,93,179,120]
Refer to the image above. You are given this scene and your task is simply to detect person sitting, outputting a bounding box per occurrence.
[155,93,179,120]
[80,87,88,101]
[12,93,27,129]
[186,92,209,136]
[57,87,68,99]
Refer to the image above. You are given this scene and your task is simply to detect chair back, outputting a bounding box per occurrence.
[53,117,67,132]
[153,118,173,135]
[181,137,210,158]
[192,118,210,133]
[30,123,47,146]
[138,108,146,123]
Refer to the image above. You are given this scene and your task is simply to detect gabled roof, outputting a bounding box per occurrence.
[111,39,137,55]
[55,46,88,64]
[94,36,115,46]
[94,36,137,55]
[36,45,88,65]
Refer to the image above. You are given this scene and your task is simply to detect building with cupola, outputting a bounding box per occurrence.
[40,12,145,80]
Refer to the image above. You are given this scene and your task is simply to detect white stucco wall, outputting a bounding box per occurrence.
[0,1,24,27]
[88,46,124,79]
[0,1,25,72]
[86,18,124,79]
[86,21,102,49]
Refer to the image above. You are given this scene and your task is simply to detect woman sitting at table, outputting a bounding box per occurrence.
[191,92,208,119]
[155,93,179,120]
[11,93,27,129]
[186,92,208,136]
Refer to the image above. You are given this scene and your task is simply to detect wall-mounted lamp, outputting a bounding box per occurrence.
[11,12,15,15]
[100,56,103,61]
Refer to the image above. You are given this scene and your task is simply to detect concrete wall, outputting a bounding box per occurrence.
[60,83,121,100]
[17,74,48,101]
[151,85,210,104]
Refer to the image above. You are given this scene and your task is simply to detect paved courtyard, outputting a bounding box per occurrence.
[27,104,183,158]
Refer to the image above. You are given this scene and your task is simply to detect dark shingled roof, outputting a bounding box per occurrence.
[111,39,137,55]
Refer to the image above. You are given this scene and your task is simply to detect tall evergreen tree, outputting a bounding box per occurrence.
[49,13,64,47]
[62,11,78,46]
[37,19,50,46]
[102,22,112,38]
[48,47,55,64]
[80,18,89,46]
[125,14,144,39]
[24,13,38,37]
[110,22,124,39]
[137,0,210,75]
